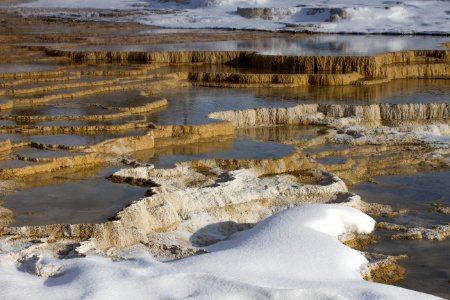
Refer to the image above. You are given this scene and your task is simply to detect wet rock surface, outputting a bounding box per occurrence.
[0,204,14,227]
[362,252,408,284]
[431,203,450,215]
[388,225,450,241]
[236,7,295,20]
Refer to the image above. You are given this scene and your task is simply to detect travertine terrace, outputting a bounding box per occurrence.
[0,9,449,294]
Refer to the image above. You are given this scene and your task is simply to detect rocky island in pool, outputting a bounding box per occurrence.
[0,0,449,299]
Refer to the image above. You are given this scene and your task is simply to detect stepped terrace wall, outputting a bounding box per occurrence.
[47,49,450,81]
[208,103,449,127]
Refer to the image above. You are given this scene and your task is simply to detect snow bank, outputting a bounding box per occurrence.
[0,204,439,299]
[15,0,450,34]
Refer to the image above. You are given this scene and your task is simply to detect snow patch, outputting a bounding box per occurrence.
[0,204,439,299]
[13,0,450,34]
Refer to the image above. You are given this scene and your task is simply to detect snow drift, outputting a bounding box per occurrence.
[0,204,441,299]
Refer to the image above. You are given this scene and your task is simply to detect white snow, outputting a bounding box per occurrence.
[0,204,441,299]
[13,0,450,34]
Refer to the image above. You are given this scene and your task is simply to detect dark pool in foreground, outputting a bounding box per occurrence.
[2,166,146,226]
[351,171,450,299]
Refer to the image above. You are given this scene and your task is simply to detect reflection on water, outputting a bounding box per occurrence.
[133,136,295,168]
[250,79,450,105]
[71,35,449,56]
[148,80,450,125]
[134,125,320,168]
[3,166,146,226]
[303,144,350,155]
[147,87,299,125]
[0,159,42,169]
[65,90,156,108]
[352,172,450,227]
[369,237,450,299]
[0,63,58,74]
[5,75,112,90]
[16,117,146,127]
[317,156,347,165]
[5,105,119,117]
[0,130,149,147]
[13,147,85,159]
[351,171,450,298]
[236,125,321,142]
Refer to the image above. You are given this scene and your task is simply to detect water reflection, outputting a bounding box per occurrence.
[0,63,58,74]
[149,79,450,125]
[351,171,450,298]
[132,136,295,168]
[2,166,146,226]
[0,130,149,146]
[71,35,449,56]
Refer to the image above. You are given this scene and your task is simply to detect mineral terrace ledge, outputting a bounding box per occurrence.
[46,49,450,80]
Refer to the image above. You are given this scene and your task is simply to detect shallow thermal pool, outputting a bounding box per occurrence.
[2,125,310,225]
[351,171,450,298]
[147,79,450,125]
[0,63,59,74]
[3,166,146,226]
[0,130,149,147]
[133,126,311,168]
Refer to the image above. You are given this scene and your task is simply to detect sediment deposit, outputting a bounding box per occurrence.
[362,252,407,284]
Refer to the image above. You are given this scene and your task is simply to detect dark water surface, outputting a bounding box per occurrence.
[351,171,450,298]
[148,80,450,125]
[3,166,146,226]
[135,136,297,168]
[0,63,58,74]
